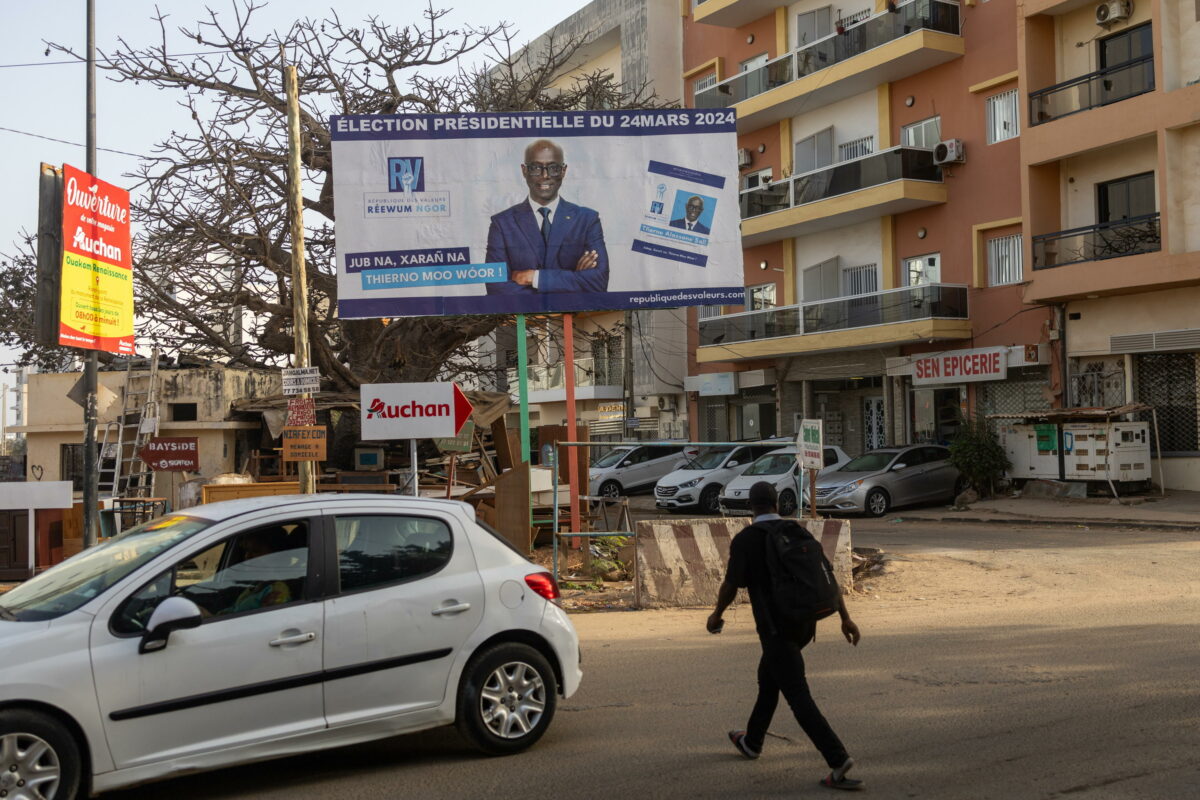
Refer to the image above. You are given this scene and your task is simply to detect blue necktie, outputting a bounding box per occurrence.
[539,206,552,246]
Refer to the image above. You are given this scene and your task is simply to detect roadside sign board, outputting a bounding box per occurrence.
[360,382,474,440]
[433,419,476,453]
[286,397,316,426]
[281,425,327,461]
[138,437,199,472]
[798,419,823,470]
[282,367,321,396]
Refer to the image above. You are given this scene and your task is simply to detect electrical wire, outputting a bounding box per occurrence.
[0,125,148,158]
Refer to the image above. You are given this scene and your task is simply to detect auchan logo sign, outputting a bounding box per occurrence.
[912,346,1008,386]
[360,382,473,440]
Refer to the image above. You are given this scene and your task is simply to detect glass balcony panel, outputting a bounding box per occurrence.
[1031,213,1161,269]
[1028,55,1154,126]
[698,306,801,346]
[506,357,624,391]
[739,147,939,220]
[695,0,961,109]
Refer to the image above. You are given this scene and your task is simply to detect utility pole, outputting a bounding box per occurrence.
[623,310,634,438]
[283,47,315,494]
[82,0,99,547]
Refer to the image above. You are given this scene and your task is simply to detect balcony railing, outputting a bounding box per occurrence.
[698,283,968,347]
[1031,213,1161,270]
[1029,55,1155,126]
[506,356,623,392]
[739,146,941,220]
[695,0,960,110]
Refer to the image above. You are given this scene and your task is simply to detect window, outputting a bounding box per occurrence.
[904,253,941,286]
[796,6,833,48]
[692,72,716,102]
[740,167,773,191]
[985,89,1019,144]
[901,116,941,149]
[794,127,834,175]
[335,515,452,592]
[838,135,875,161]
[169,402,198,422]
[841,263,878,296]
[60,443,84,491]
[746,283,777,310]
[1097,172,1155,222]
[987,234,1023,286]
[697,305,723,319]
[739,53,769,96]
[1134,353,1198,454]
[823,448,840,467]
[113,521,310,633]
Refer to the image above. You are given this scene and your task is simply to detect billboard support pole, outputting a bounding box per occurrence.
[516,314,531,464]
[410,438,419,497]
[283,48,315,494]
[82,0,99,548]
[562,314,581,536]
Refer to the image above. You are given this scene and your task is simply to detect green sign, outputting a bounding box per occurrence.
[433,419,476,453]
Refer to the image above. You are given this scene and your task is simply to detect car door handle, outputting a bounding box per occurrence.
[269,631,317,647]
[432,602,472,616]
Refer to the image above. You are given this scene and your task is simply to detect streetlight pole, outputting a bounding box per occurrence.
[82,0,100,546]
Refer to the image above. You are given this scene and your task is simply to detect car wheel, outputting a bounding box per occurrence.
[865,487,891,517]
[699,485,721,515]
[598,480,622,499]
[778,489,798,517]
[0,709,82,800]
[457,642,558,756]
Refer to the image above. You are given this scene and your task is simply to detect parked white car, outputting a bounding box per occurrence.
[588,443,690,498]
[0,494,580,797]
[720,445,851,517]
[654,443,782,514]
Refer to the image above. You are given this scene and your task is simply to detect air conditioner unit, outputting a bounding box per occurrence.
[1095,0,1132,25]
[932,138,965,166]
[736,148,753,169]
[656,395,677,412]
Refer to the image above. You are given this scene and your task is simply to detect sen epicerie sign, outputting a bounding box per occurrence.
[912,347,1008,386]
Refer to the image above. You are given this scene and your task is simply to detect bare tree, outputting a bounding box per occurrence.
[2,1,668,386]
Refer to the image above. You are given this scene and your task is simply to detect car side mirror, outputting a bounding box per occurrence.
[620,460,632,468]
[140,596,203,654]
[891,462,908,471]
[726,460,739,468]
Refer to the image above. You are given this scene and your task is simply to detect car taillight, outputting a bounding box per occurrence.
[525,572,560,601]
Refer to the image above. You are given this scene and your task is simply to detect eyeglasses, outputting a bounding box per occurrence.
[686,202,704,210]
[524,162,565,177]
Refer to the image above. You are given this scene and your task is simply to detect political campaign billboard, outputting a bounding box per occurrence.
[330,109,744,318]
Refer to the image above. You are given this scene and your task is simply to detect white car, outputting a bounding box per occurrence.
[654,443,782,514]
[0,494,580,798]
[720,445,851,517]
[588,443,690,498]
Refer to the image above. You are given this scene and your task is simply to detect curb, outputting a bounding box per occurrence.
[890,514,1200,532]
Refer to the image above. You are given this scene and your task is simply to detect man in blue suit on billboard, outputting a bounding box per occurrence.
[485,139,609,295]
[670,195,710,234]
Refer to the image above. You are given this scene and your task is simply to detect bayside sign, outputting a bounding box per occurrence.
[912,347,1008,386]
[360,382,474,440]
[137,437,199,472]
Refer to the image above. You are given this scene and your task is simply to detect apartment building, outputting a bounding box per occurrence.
[683,0,1054,454]
[495,0,691,444]
[1019,0,1200,488]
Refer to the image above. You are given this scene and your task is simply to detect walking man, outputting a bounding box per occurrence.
[707,481,864,790]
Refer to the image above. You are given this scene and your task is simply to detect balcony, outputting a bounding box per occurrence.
[1029,55,1155,127]
[1032,213,1161,270]
[694,0,962,130]
[693,0,789,28]
[738,146,945,246]
[506,356,624,402]
[697,283,970,362]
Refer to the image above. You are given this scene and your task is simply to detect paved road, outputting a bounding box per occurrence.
[109,520,1200,800]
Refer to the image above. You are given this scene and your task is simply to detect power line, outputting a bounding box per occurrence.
[0,49,243,69]
[0,125,147,159]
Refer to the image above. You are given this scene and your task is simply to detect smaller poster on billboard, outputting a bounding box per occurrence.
[57,164,134,354]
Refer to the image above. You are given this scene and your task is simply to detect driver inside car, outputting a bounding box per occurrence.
[223,530,293,614]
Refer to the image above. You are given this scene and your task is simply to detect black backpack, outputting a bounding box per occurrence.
[760,519,840,632]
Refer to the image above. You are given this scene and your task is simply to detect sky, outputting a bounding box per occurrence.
[0,0,593,425]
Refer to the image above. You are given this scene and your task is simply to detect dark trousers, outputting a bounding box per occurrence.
[744,635,848,769]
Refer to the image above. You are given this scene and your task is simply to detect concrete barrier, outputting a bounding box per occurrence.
[634,517,853,608]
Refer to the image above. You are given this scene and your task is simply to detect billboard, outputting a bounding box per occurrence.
[330,110,744,318]
[57,164,135,353]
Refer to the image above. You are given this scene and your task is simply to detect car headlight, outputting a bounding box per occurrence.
[830,479,864,497]
[677,477,702,489]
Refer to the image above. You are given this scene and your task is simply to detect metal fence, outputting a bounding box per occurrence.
[1134,353,1199,454]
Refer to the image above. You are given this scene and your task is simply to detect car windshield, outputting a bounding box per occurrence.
[681,447,733,470]
[839,451,898,472]
[744,453,795,476]
[0,514,211,622]
[592,448,632,469]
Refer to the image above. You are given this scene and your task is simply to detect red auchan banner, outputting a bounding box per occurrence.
[58,164,134,353]
[912,346,1008,386]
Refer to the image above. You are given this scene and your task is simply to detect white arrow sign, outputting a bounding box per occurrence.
[360,382,474,441]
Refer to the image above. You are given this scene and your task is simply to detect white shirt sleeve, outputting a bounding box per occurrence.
[531,271,540,289]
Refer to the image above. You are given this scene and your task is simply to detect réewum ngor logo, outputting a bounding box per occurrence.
[366,156,449,218]
[387,157,425,194]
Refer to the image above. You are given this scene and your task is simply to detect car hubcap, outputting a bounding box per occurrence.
[480,661,546,740]
[870,495,886,514]
[0,733,60,800]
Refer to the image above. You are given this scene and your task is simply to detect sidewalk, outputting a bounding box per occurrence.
[896,488,1200,531]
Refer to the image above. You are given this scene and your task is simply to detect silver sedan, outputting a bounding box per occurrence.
[808,445,963,517]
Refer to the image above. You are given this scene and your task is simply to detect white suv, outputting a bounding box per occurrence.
[588,444,689,498]
[654,444,781,514]
[0,495,580,797]
[720,445,851,517]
